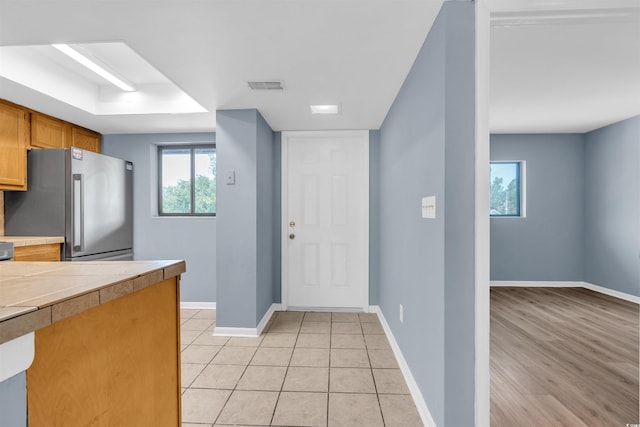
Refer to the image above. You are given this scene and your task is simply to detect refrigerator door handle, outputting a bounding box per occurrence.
[73,174,84,252]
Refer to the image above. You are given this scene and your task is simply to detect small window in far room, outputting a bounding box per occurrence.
[490,161,523,217]
[158,144,216,216]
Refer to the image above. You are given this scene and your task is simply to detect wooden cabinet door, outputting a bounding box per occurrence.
[0,101,28,190]
[27,278,181,426]
[69,126,101,153]
[14,244,61,261]
[31,112,66,149]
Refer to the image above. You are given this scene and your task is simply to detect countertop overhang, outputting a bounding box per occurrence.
[0,260,186,345]
[0,236,65,247]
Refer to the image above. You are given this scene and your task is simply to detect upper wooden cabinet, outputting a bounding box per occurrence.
[0,100,29,191]
[31,112,101,153]
[0,99,101,192]
[67,125,101,153]
[31,112,66,149]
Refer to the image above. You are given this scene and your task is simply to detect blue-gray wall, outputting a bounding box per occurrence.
[376,3,475,426]
[256,113,278,321]
[378,10,445,424]
[491,117,640,299]
[369,129,381,306]
[442,3,476,425]
[0,373,26,427]
[272,132,282,304]
[490,134,585,281]
[216,109,279,328]
[102,132,216,302]
[584,116,640,297]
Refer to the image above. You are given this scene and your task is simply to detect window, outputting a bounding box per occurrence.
[490,161,523,217]
[158,145,216,216]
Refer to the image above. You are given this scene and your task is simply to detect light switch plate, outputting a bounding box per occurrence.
[225,170,235,185]
[422,196,436,219]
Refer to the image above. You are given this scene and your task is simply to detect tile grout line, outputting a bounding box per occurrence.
[212,316,253,426]
[368,333,388,427]
[364,316,388,427]
[326,312,333,427]
[268,313,300,426]
[180,311,415,426]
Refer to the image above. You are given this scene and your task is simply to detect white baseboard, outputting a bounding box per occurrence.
[180,301,216,310]
[490,281,639,304]
[369,305,437,427]
[213,303,281,337]
[212,326,258,337]
[257,303,282,334]
[582,282,640,304]
[490,280,583,288]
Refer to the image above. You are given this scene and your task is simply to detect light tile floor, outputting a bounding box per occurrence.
[180,309,423,427]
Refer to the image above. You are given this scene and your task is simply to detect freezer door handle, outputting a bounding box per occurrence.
[73,174,84,252]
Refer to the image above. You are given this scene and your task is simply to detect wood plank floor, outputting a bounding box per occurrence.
[490,287,639,427]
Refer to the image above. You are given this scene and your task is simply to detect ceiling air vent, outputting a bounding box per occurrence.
[248,81,284,90]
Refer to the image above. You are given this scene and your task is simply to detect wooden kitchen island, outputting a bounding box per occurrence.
[0,260,185,427]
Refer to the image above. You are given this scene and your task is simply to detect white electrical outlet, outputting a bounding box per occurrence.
[225,170,236,185]
[399,304,404,323]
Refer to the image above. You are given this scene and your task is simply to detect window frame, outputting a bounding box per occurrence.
[490,160,525,218]
[157,144,216,217]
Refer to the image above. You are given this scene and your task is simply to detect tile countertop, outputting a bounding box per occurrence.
[0,236,65,247]
[0,260,186,345]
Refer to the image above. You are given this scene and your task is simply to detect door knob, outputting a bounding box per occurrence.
[289,233,295,240]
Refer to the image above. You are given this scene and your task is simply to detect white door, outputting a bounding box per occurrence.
[282,130,369,310]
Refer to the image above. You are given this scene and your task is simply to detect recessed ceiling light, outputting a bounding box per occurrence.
[0,42,206,115]
[52,44,136,92]
[310,104,340,115]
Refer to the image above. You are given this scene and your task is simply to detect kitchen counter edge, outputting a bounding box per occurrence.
[0,260,186,345]
[0,236,65,247]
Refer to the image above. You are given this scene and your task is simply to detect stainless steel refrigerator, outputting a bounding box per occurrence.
[4,148,133,261]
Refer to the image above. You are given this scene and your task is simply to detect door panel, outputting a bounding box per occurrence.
[331,176,348,225]
[0,101,28,190]
[283,130,369,310]
[31,112,66,149]
[331,244,348,287]
[302,243,320,286]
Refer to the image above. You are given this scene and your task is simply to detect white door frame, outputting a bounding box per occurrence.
[475,1,491,426]
[280,130,369,312]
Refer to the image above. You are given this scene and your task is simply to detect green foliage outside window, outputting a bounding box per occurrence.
[159,145,216,216]
[490,162,521,216]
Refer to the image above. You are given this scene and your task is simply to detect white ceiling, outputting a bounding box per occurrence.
[0,42,208,115]
[0,0,443,134]
[0,0,638,135]
[489,0,640,133]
